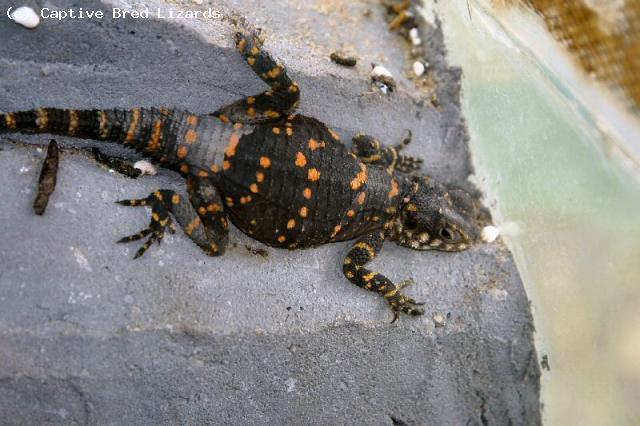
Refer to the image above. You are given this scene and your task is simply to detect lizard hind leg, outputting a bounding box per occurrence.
[116,190,177,258]
[116,177,229,258]
[213,26,300,124]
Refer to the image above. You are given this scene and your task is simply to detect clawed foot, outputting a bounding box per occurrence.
[395,155,424,173]
[116,191,176,259]
[387,279,425,323]
[394,130,424,173]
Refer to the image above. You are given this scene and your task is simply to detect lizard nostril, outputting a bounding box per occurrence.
[405,217,419,230]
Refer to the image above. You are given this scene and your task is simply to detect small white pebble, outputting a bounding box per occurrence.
[371,64,393,79]
[10,6,40,29]
[134,160,157,176]
[433,313,445,327]
[481,225,500,243]
[412,61,425,77]
[409,27,421,46]
[370,64,396,93]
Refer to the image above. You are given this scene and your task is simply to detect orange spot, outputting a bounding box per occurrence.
[278,235,286,243]
[240,196,252,204]
[350,164,368,190]
[186,115,199,126]
[331,224,342,237]
[198,207,207,215]
[299,206,308,218]
[288,83,299,93]
[248,107,256,117]
[179,164,190,174]
[329,128,341,141]
[247,96,256,105]
[287,219,296,229]
[256,171,265,182]
[357,192,366,205]
[233,122,243,130]
[198,170,209,178]
[247,57,256,66]
[347,209,355,217]
[295,152,307,167]
[225,133,241,157]
[251,46,260,55]
[308,138,326,151]
[218,114,230,123]
[225,197,234,206]
[125,108,141,143]
[223,160,231,170]
[272,127,281,135]
[210,164,220,173]
[259,156,271,168]
[171,194,181,204]
[185,217,201,235]
[177,146,188,159]
[250,183,259,193]
[148,119,163,151]
[267,66,282,79]
[265,110,280,119]
[207,203,222,213]
[307,168,321,182]
[388,179,400,198]
[286,127,293,136]
[302,188,312,199]
[185,129,198,144]
[237,38,247,51]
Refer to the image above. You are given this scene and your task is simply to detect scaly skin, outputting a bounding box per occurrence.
[0,25,482,319]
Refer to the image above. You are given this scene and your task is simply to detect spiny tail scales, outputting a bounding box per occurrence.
[0,107,194,167]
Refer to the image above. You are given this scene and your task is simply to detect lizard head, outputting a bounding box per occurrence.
[392,176,481,251]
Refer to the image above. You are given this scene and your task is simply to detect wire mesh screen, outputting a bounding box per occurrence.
[506,0,640,113]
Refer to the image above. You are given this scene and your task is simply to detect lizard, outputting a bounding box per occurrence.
[0,26,482,320]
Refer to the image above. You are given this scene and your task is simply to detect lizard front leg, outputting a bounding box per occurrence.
[343,231,424,321]
[351,131,423,173]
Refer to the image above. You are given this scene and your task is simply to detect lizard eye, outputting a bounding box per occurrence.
[439,227,454,241]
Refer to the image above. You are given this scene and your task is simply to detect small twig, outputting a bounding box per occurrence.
[33,139,59,215]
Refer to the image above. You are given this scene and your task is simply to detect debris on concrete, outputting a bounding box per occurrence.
[10,6,40,29]
[330,51,357,67]
[32,139,59,215]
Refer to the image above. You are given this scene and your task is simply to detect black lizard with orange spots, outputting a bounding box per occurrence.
[0,26,481,320]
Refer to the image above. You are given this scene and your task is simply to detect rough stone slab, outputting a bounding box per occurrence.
[0,0,540,424]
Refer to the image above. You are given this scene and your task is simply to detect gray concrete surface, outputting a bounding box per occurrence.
[0,0,541,424]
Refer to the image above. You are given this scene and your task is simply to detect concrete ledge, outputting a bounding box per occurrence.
[0,0,540,424]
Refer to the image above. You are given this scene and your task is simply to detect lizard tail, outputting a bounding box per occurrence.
[0,107,188,159]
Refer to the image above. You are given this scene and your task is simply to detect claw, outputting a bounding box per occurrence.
[116,191,173,258]
[386,278,425,320]
[396,130,412,150]
[117,229,151,243]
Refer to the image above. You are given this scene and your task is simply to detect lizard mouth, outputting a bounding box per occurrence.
[391,213,473,252]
